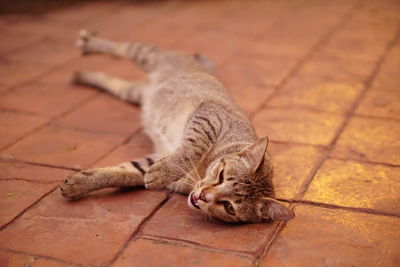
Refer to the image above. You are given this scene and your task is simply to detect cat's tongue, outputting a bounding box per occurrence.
[190,192,200,209]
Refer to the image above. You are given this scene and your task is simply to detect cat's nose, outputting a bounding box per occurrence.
[198,190,208,203]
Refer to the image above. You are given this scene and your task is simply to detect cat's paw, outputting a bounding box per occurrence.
[144,159,178,190]
[76,29,95,55]
[59,171,93,199]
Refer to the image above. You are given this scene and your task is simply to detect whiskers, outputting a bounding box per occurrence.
[167,149,203,189]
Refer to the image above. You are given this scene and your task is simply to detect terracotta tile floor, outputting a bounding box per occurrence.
[1,0,400,266]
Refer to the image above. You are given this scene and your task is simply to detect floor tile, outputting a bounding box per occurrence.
[0,161,72,183]
[0,180,56,227]
[269,143,325,199]
[3,125,126,169]
[261,205,400,267]
[0,82,95,117]
[55,94,141,134]
[0,250,75,267]
[143,195,279,253]
[0,111,48,149]
[356,89,400,120]
[0,190,166,266]
[113,238,252,267]
[331,117,400,165]
[269,81,361,114]
[253,107,344,146]
[304,159,400,213]
[94,131,153,167]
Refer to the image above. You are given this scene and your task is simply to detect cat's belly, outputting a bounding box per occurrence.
[142,95,199,156]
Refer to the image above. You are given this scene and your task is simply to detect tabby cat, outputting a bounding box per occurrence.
[59,30,295,223]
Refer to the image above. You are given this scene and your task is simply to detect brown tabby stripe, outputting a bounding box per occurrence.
[192,121,213,142]
[185,138,205,152]
[131,161,145,175]
[194,116,217,136]
[146,157,154,166]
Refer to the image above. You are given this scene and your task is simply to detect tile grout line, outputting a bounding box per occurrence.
[87,127,144,168]
[0,157,81,171]
[141,234,256,260]
[0,247,90,267]
[248,0,365,120]
[0,123,143,233]
[0,91,100,152]
[252,0,367,264]
[0,177,58,185]
[259,19,400,264]
[277,198,400,218]
[295,20,400,202]
[0,0,136,96]
[104,193,171,267]
[254,13,400,267]
[327,156,400,169]
[0,185,58,231]
[293,200,400,218]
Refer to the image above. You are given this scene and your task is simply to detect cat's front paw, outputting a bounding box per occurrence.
[59,171,93,199]
[144,159,180,190]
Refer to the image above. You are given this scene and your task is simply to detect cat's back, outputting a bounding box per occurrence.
[141,69,247,154]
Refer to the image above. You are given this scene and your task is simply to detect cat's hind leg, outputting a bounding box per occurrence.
[73,70,147,104]
[60,155,157,199]
[77,29,160,71]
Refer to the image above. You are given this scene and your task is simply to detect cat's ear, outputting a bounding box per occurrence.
[258,197,295,221]
[239,137,269,172]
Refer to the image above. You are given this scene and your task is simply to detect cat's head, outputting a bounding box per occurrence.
[188,137,294,223]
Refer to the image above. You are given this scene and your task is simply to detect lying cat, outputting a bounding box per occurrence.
[59,30,295,223]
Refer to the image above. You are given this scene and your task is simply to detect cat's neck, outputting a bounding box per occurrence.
[210,129,257,161]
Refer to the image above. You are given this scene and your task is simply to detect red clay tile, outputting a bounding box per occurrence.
[320,29,391,62]
[261,205,400,266]
[356,89,400,119]
[304,159,400,214]
[0,160,72,183]
[372,43,400,91]
[7,36,79,65]
[0,180,56,227]
[269,81,362,114]
[0,111,48,149]
[269,143,324,199]
[0,189,166,266]
[0,59,52,87]
[0,27,42,55]
[3,125,126,169]
[4,18,79,42]
[228,84,275,115]
[298,52,374,84]
[253,107,344,146]
[331,117,400,165]
[0,250,75,267]
[55,94,141,134]
[44,2,122,25]
[113,238,252,267]
[174,28,252,66]
[87,2,184,42]
[234,55,298,85]
[0,82,95,117]
[94,131,153,167]
[143,195,279,252]
[38,56,144,86]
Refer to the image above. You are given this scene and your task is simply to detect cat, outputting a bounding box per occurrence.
[59,30,295,223]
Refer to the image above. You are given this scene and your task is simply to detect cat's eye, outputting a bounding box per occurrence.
[217,169,224,185]
[223,201,235,215]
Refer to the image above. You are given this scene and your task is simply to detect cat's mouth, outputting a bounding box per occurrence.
[189,192,200,209]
